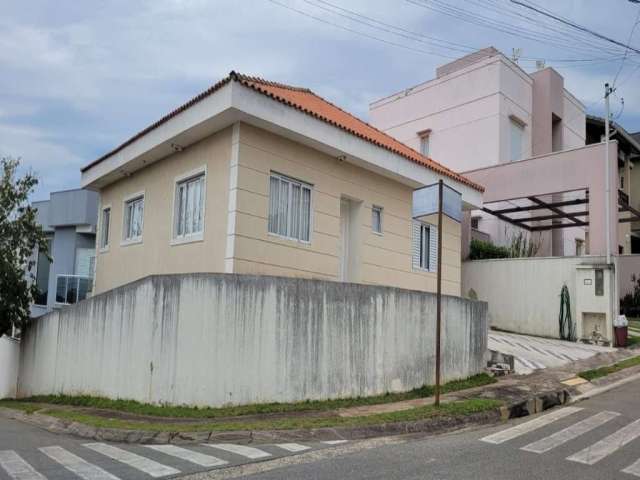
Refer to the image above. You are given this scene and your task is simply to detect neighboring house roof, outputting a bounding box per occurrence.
[82,72,483,192]
[586,114,640,156]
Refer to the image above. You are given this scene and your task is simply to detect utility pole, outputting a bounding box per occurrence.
[605,83,614,266]
[434,179,443,407]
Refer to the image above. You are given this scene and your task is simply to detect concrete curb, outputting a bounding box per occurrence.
[0,388,571,445]
[569,371,640,403]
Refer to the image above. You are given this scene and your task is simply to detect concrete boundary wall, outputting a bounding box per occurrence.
[18,274,487,407]
[463,256,608,340]
[0,336,19,399]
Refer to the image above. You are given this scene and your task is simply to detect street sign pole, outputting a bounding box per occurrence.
[435,179,443,408]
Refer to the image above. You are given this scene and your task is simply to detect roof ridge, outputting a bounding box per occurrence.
[231,71,312,93]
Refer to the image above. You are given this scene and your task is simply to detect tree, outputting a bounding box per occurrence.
[0,157,48,337]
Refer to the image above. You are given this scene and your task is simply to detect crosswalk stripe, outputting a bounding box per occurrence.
[322,440,348,445]
[204,444,271,459]
[145,445,228,467]
[623,458,640,477]
[567,418,640,465]
[0,450,47,480]
[480,407,583,444]
[40,446,120,480]
[275,443,311,453]
[521,411,620,453]
[83,443,180,478]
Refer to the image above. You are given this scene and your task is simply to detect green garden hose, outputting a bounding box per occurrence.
[559,284,576,341]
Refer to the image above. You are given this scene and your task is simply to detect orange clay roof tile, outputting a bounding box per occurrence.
[82,71,483,192]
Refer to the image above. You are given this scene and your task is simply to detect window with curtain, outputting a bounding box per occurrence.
[174,173,205,239]
[268,173,312,242]
[123,195,144,242]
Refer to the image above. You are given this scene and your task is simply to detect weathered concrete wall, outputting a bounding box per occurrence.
[0,336,19,399]
[18,274,487,407]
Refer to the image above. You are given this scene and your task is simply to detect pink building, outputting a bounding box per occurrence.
[369,47,588,256]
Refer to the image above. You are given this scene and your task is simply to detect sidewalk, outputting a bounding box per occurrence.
[1,347,639,445]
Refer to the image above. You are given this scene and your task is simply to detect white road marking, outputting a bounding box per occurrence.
[40,446,120,480]
[83,443,180,478]
[0,450,47,480]
[622,458,640,477]
[480,407,583,444]
[521,411,620,453]
[204,444,271,460]
[275,443,311,453]
[145,445,228,467]
[322,440,348,445]
[567,418,640,465]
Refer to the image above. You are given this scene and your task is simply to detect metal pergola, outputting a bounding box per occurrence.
[481,190,640,232]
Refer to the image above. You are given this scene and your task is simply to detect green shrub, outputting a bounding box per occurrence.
[469,239,510,260]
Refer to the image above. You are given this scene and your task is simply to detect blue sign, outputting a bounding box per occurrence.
[412,182,462,223]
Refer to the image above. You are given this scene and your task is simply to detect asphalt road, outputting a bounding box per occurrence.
[233,379,640,480]
[3,379,640,480]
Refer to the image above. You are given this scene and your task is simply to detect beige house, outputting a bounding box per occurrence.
[81,72,483,296]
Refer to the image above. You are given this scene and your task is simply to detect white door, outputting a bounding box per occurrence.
[339,199,350,281]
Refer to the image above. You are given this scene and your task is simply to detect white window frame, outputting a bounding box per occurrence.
[418,129,431,157]
[372,205,383,235]
[268,172,313,244]
[412,221,437,273]
[509,115,526,162]
[171,166,207,245]
[100,205,111,252]
[121,191,145,246]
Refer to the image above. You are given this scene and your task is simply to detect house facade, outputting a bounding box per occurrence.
[586,115,640,254]
[81,73,483,297]
[369,47,587,257]
[30,188,98,317]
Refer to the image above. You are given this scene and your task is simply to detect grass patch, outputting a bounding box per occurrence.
[627,335,640,348]
[39,398,501,432]
[578,355,640,381]
[12,373,495,419]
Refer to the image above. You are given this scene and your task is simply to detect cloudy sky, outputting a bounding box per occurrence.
[2,0,640,200]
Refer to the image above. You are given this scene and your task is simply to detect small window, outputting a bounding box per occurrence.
[123,195,144,242]
[268,173,312,242]
[174,172,205,239]
[595,269,604,296]
[621,175,625,189]
[420,135,430,157]
[100,207,111,249]
[510,118,525,162]
[471,216,480,230]
[372,206,383,234]
[412,222,437,271]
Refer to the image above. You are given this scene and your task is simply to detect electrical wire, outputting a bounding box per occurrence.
[613,8,640,87]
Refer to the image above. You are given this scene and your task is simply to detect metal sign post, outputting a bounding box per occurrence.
[435,179,443,407]
[412,179,462,409]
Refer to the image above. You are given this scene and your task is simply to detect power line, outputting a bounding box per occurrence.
[510,0,640,55]
[266,0,459,59]
[613,8,640,87]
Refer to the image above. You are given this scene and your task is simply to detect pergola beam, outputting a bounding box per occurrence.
[512,210,589,224]
[489,197,588,215]
[527,196,585,225]
[482,206,532,231]
[529,221,588,231]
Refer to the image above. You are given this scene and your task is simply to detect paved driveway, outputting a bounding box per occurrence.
[488,331,615,374]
